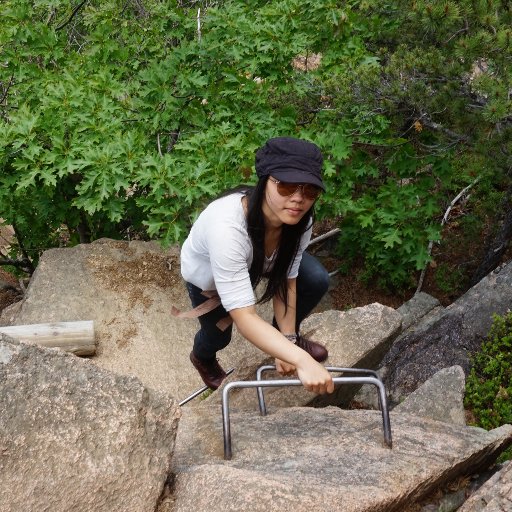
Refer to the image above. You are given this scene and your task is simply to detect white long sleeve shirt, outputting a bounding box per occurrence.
[180,193,312,312]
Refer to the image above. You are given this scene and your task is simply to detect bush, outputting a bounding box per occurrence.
[465,311,512,431]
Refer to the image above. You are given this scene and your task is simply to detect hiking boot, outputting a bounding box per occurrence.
[189,351,227,390]
[295,335,328,363]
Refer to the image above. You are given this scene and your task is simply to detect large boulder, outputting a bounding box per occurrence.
[351,292,443,408]
[0,334,180,512]
[380,260,512,405]
[162,403,512,512]
[458,461,512,511]
[2,239,400,408]
[0,239,267,401]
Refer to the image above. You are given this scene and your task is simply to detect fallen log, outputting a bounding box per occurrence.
[0,320,95,356]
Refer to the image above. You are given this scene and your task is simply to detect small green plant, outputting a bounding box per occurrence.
[465,311,512,430]
[434,263,465,296]
[465,311,512,461]
[199,388,214,401]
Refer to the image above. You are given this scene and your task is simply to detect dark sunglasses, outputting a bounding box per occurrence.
[269,177,322,200]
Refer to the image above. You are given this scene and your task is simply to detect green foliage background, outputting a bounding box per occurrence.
[1,0,511,288]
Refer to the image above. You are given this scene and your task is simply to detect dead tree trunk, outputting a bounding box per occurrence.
[0,320,95,356]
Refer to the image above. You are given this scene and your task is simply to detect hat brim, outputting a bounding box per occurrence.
[270,169,325,191]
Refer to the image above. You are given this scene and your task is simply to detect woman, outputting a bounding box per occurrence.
[178,137,334,395]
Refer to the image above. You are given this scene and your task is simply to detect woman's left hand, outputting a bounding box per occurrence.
[275,358,296,376]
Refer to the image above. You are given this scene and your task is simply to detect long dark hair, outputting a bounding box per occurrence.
[245,176,314,307]
[215,179,314,307]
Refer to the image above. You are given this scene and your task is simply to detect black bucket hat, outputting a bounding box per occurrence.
[255,137,325,191]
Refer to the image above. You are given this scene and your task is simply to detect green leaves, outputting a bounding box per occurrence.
[465,312,512,432]
[327,142,450,289]
[0,0,509,288]
[380,230,402,249]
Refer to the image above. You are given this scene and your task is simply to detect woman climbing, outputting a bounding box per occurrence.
[178,136,334,395]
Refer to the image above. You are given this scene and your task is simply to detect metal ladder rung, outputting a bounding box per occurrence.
[256,365,381,416]
[222,366,392,460]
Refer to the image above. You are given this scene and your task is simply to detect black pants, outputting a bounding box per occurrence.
[187,252,329,360]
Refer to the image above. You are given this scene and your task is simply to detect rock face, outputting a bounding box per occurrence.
[3,240,512,512]
[458,461,512,511]
[302,304,402,371]
[396,291,442,332]
[394,365,467,426]
[3,239,401,409]
[0,334,180,512]
[380,261,512,404]
[164,404,512,512]
[0,239,267,401]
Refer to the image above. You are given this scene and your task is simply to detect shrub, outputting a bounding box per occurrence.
[465,311,512,431]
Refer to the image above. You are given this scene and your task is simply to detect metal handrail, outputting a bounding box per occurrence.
[222,372,392,460]
[256,365,381,416]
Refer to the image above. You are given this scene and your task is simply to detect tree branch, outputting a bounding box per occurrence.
[157,133,163,157]
[11,222,35,274]
[56,0,89,31]
[443,18,469,45]
[46,8,57,25]
[421,118,471,143]
[197,7,202,42]
[0,74,14,105]
[308,228,340,247]
[415,177,480,295]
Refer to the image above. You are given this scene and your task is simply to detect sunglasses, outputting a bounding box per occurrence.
[269,177,322,200]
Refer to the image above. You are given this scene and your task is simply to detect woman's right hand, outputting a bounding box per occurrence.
[296,357,334,394]
[228,306,334,394]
